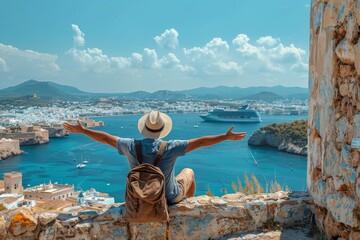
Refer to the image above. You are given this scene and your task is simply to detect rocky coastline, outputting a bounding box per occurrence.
[248,120,307,156]
[0,148,23,160]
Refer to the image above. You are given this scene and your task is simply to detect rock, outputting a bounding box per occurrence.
[245,200,267,225]
[353,40,360,74]
[7,209,38,236]
[339,65,354,78]
[38,212,58,226]
[335,38,355,64]
[0,216,7,239]
[326,193,358,227]
[78,210,99,221]
[129,222,167,240]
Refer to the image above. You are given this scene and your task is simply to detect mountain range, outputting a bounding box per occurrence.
[0,79,308,101]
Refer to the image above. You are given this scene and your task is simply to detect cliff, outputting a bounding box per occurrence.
[0,149,23,160]
[19,136,49,146]
[248,120,307,156]
[0,191,313,239]
[0,139,23,160]
[42,127,68,138]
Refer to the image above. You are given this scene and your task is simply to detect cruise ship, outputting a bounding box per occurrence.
[200,105,262,123]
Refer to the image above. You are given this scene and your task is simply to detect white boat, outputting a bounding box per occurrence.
[193,124,199,128]
[76,163,86,168]
[82,160,89,164]
[200,105,262,123]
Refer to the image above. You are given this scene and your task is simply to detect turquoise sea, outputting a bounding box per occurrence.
[0,114,307,202]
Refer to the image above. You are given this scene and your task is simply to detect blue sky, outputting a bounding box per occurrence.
[0,0,310,92]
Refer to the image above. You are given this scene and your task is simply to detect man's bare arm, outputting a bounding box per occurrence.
[63,121,118,149]
[186,126,246,153]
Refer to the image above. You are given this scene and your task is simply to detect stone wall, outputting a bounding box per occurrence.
[308,0,360,238]
[0,191,313,240]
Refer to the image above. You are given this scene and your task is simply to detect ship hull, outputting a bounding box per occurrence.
[200,114,261,123]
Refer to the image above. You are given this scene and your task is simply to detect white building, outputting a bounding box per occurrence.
[77,188,114,206]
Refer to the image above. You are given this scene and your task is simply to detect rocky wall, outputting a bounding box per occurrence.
[309,0,360,238]
[0,191,313,240]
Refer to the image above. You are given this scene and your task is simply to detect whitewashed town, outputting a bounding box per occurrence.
[0,98,307,212]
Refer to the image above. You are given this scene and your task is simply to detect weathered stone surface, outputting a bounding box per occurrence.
[78,210,99,221]
[38,212,58,226]
[130,222,166,240]
[246,200,267,225]
[354,39,360,74]
[326,193,358,227]
[0,216,7,240]
[7,208,37,236]
[335,38,355,64]
[0,192,314,239]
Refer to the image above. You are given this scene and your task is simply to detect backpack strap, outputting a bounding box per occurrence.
[153,141,167,166]
[134,140,143,164]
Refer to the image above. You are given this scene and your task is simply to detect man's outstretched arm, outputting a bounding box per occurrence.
[185,126,246,153]
[63,120,118,149]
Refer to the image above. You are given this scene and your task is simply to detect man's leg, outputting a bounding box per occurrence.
[176,168,196,198]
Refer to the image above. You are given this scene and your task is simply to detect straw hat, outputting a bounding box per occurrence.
[138,111,172,139]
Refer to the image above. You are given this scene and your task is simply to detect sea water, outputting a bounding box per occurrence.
[0,114,307,202]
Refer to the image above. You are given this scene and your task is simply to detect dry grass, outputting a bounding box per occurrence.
[206,185,214,197]
[232,172,288,195]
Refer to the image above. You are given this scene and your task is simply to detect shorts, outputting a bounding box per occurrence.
[173,170,193,203]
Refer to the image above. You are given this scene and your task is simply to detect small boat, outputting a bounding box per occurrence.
[82,160,89,164]
[193,124,199,128]
[107,183,110,186]
[76,163,86,168]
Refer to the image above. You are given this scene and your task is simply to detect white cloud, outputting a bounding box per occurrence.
[0,57,8,72]
[232,34,261,57]
[232,34,307,74]
[154,28,179,50]
[184,37,229,60]
[256,36,279,46]
[0,43,60,76]
[68,47,113,73]
[71,24,85,47]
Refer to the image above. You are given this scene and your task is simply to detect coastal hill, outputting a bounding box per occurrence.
[248,120,308,156]
[0,79,308,101]
[239,91,285,102]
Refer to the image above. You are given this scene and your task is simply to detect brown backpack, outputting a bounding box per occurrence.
[123,140,170,222]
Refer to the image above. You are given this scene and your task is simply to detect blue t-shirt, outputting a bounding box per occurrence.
[117,138,188,204]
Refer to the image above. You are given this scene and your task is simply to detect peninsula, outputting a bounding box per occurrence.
[248,120,307,156]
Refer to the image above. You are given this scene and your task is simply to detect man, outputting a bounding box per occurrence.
[63,111,247,204]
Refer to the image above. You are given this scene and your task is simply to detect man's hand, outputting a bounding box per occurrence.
[225,126,247,141]
[63,120,85,134]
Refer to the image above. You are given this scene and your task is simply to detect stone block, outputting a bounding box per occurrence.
[335,38,355,64]
[38,212,58,226]
[129,222,167,240]
[168,216,218,240]
[91,221,128,240]
[336,116,348,143]
[274,202,312,227]
[38,221,61,240]
[6,209,37,236]
[312,180,327,207]
[326,193,358,227]
[78,210,99,221]
[245,200,268,226]
[354,40,360,74]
